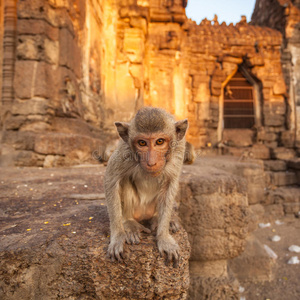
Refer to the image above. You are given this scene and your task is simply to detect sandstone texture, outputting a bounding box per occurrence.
[177,160,252,299]
[0,0,300,166]
[0,166,190,300]
[1,157,299,299]
[0,159,255,300]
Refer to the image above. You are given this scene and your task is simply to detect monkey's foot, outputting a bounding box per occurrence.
[170,215,181,233]
[123,220,151,245]
[157,234,180,268]
[150,216,181,233]
[107,231,126,262]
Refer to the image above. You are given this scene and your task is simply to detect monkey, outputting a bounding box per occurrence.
[184,141,196,164]
[104,107,188,266]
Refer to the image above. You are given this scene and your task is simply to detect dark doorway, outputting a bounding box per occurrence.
[223,71,255,129]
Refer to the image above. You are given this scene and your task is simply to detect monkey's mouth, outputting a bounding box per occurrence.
[142,165,164,176]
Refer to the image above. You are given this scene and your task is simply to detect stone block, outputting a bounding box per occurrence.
[273,77,286,95]
[51,117,101,137]
[124,27,145,63]
[0,145,17,167]
[242,167,265,184]
[12,99,50,115]
[20,121,51,132]
[270,171,297,186]
[192,75,210,87]
[129,17,147,35]
[257,131,277,143]
[2,131,35,151]
[34,133,103,157]
[211,87,221,96]
[229,235,275,282]
[34,62,56,98]
[4,115,27,130]
[120,5,149,19]
[43,155,65,168]
[193,83,210,103]
[267,187,300,205]
[59,28,81,77]
[251,144,270,160]
[263,88,271,100]
[288,158,300,170]
[189,261,239,300]
[178,167,249,261]
[17,19,59,41]
[264,160,287,171]
[283,203,300,214]
[264,204,285,218]
[44,38,59,65]
[271,100,286,114]
[14,150,45,167]
[59,27,73,68]
[222,129,254,147]
[264,141,278,148]
[264,114,285,126]
[14,61,57,99]
[271,147,296,160]
[247,185,266,205]
[249,54,264,66]
[281,131,295,148]
[211,80,222,89]
[17,36,39,60]
[18,0,61,27]
[222,147,247,157]
[0,171,190,299]
[14,60,36,99]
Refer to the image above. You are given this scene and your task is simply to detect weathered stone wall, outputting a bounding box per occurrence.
[177,163,251,299]
[0,0,298,166]
[252,0,300,148]
[0,0,115,167]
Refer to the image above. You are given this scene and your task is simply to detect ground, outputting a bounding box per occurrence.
[0,163,299,299]
[0,165,190,300]
[242,215,300,300]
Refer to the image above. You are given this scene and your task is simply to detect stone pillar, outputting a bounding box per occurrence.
[178,163,251,299]
[1,0,17,111]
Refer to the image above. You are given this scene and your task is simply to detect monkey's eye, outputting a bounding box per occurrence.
[156,138,165,145]
[138,140,147,147]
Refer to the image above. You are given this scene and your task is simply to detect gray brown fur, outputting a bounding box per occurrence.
[134,107,171,133]
[104,107,188,266]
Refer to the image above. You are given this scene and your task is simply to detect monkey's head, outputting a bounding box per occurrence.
[115,107,188,177]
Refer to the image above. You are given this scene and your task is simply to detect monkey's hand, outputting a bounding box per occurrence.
[157,234,180,268]
[170,218,181,233]
[123,219,151,245]
[108,231,126,262]
[150,216,181,233]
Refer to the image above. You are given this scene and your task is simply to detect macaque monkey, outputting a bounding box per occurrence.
[105,107,188,266]
[184,141,196,164]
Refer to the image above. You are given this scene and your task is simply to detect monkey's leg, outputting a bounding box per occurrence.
[150,214,181,233]
[105,182,127,262]
[123,219,151,245]
[156,181,180,267]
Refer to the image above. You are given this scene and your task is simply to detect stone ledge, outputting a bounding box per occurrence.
[0,166,190,300]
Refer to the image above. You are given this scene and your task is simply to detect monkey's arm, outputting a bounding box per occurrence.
[156,179,180,267]
[105,177,127,261]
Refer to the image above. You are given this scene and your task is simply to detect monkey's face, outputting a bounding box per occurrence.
[133,134,171,177]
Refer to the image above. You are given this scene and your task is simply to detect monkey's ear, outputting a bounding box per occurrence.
[115,122,130,143]
[175,119,188,141]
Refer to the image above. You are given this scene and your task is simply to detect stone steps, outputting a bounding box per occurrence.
[266,186,300,216]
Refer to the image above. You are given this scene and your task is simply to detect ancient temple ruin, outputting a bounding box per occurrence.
[1,2,300,299]
[0,0,300,166]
